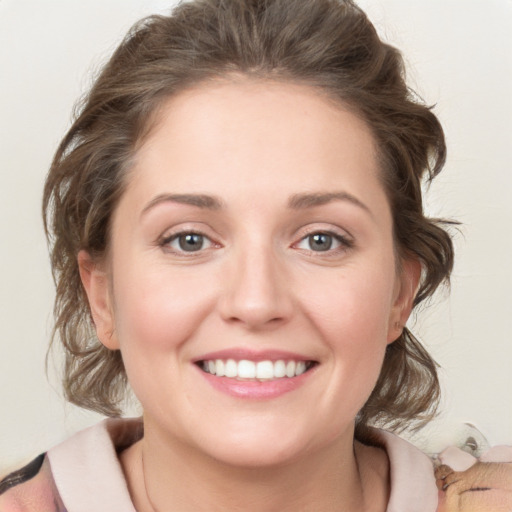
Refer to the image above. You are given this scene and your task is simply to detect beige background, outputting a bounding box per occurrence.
[1,0,511,473]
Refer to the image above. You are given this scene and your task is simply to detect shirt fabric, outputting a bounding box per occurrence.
[0,418,439,511]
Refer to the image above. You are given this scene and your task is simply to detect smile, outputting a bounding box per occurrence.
[198,359,316,381]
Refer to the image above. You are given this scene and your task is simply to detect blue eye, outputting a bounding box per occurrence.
[164,232,213,252]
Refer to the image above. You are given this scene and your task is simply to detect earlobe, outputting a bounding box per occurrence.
[387,258,422,344]
[77,250,119,350]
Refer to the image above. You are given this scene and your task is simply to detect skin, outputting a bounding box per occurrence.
[436,462,512,512]
[79,79,420,511]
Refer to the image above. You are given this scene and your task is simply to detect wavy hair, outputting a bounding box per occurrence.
[43,0,454,430]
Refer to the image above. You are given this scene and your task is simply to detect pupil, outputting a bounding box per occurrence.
[310,233,332,251]
[179,234,203,251]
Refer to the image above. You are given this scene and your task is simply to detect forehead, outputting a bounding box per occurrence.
[126,79,382,200]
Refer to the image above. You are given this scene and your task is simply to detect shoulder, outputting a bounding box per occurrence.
[361,428,439,511]
[379,429,440,512]
[46,418,140,512]
[0,454,66,512]
[374,428,512,512]
[0,418,142,512]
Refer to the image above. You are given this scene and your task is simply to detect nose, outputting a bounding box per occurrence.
[218,244,293,330]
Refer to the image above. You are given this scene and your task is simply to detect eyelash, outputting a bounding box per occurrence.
[159,229,354,256]
[293,230,354,256]
[160,231,217,256]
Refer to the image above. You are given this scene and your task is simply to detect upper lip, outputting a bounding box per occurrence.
[193,348,316,363]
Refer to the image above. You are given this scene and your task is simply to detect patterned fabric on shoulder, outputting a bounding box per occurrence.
[0,454,67,512]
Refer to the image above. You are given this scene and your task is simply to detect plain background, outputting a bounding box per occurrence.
[1,0,511,473]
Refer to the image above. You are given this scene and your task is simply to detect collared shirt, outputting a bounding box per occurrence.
[0,418,441,511]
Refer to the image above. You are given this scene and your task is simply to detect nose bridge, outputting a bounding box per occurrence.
[220,234,291,328]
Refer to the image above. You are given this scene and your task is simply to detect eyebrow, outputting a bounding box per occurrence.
[141,193,224,215]
[141,191,372,217]
[288,191,372,216]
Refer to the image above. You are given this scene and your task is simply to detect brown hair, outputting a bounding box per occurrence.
[43,0,454,430]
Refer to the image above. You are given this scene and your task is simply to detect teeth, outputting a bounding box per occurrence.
[274,360,286,378]
[201,359,312,380]
[256,361,274,379]
[238,360,256,379]
[225,359,237,378]
[216,360,225,377]
[295,361,306,376]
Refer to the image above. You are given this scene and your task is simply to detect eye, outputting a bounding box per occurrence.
[305,233,335,252]
[162,232,213,253]
[295,232,351,253]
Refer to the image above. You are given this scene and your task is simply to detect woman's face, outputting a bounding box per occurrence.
[82,79,418,466]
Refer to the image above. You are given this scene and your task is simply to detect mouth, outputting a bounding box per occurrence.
[196,359,317,381]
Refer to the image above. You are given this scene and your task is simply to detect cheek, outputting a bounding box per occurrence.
[304,267,396,344]
[300,266,396,398]
[111,262,217,354]
[110,264,219,409]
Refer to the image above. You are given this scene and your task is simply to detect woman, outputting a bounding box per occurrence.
[1,0,509,510]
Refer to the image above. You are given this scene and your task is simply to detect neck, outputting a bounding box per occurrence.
[120,420,388,512]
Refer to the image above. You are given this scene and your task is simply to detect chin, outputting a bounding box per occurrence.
[191,416,338,469]
[205,437,307,469]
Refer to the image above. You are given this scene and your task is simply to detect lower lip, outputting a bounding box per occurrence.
[196,366,315,399]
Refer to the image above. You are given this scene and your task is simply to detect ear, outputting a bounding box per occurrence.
[78,250,120,350]
[387,258,422,344]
